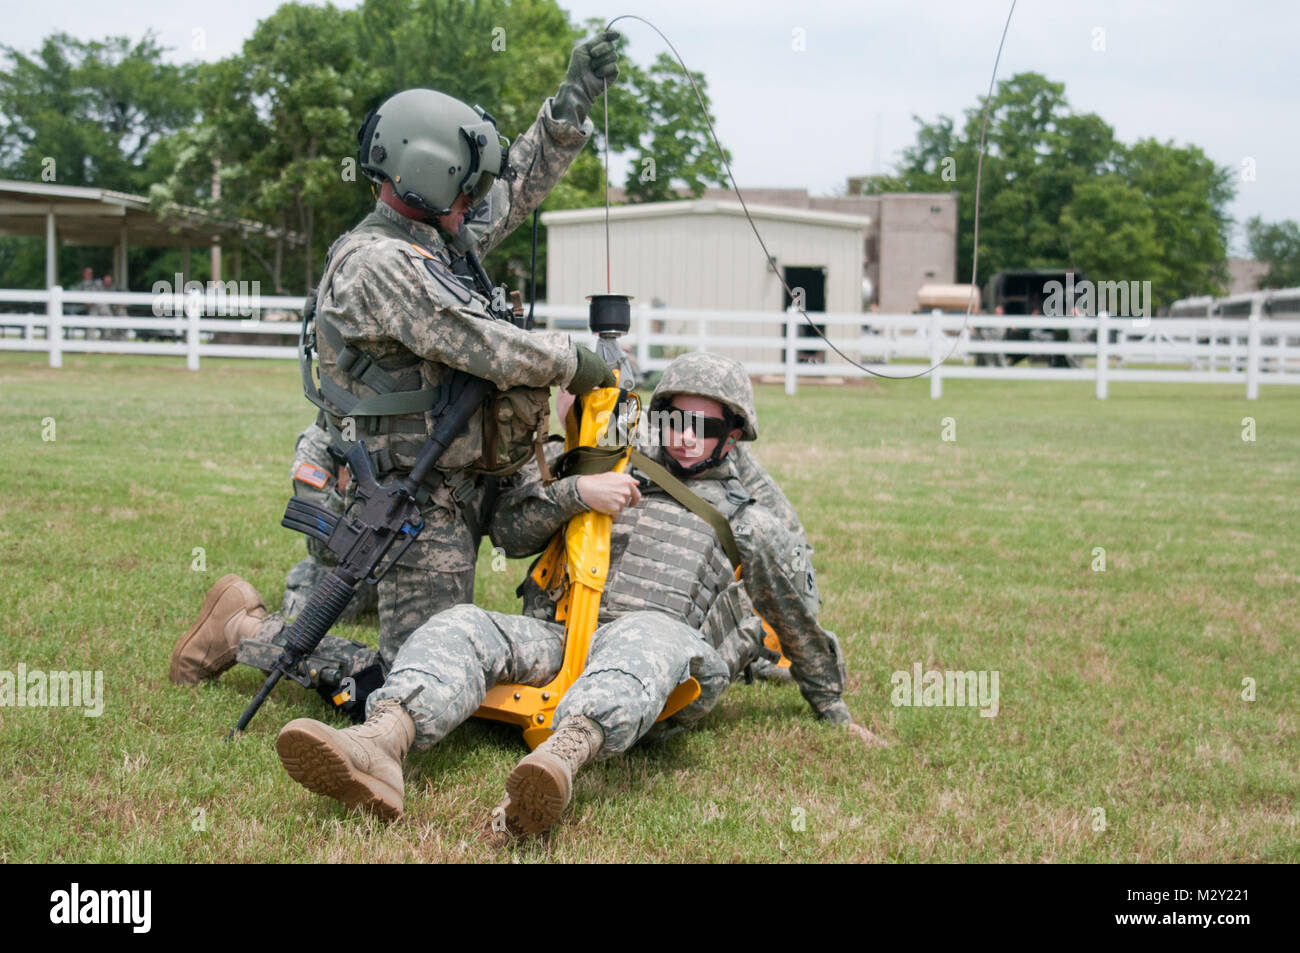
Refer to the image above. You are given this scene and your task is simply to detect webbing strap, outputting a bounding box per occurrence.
[557,444,628,477]
[301,213,441,419]
[337,343,399,393]
[311,313,439,416]
[628,449,742,572]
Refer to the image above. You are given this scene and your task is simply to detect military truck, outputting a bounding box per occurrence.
[976,268,1089,368]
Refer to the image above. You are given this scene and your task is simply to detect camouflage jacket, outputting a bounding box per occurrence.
[728,445,807,541]
[489,445,849,721]
[313,97,590,476]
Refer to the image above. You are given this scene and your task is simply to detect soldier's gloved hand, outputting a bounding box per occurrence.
[567,344,616,394]
[552,29,621,126]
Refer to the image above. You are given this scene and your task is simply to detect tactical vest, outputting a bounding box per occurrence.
[302,212,548,490]
[598,474,754,629]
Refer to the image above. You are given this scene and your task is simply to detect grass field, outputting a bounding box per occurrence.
[0,351,1296,863]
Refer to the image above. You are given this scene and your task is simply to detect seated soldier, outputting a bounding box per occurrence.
[271,352,884,835]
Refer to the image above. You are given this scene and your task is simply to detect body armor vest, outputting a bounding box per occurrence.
[304,212,546,485]
[598,473,753,629]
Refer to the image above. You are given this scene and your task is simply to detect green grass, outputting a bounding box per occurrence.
[0,352,1296,862]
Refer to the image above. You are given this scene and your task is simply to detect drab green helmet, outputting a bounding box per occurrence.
[651,352,758,441]
[357,88,509,218]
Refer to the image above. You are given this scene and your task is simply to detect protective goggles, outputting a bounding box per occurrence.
[660,410,733,440]
[458,107,510,204]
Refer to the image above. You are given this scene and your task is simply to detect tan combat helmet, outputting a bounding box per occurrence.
[650,352,757,477]
[651,351,758,441]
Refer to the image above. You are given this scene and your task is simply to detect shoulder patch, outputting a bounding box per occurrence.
[293,461,331,489]
[421,255,473,305]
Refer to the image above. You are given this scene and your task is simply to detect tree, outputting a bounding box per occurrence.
[862,72,1234,307]
[1059,176,1162,296]
[0,33,198,287]
[614,51,731,203]
[151,0,599,294]
[0,32,196,191]
[1116,138,1232,302]
[1245,217,1300,289]
[150,3,366,292]
[12,0,733,293]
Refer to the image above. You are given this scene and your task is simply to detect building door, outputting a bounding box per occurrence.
[783,266,827,363]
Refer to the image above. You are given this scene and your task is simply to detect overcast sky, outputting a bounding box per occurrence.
[8,0,1298,253]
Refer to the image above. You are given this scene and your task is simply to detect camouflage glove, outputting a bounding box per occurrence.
[567,344,616,394]
[552,29,621,127]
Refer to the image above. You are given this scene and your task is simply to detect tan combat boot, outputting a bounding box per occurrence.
[169,574,267,684]
[275,699,415,821]
[499,715,603,836]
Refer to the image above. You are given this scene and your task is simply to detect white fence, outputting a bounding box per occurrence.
[3,286,1299,399]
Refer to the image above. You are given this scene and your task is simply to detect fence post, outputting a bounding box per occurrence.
[636,308,649,374]
[1096,310,1110,400]
[185,287,202,371]
[929,309,942,399]
[784,314,798,396]
[48,285,63,368]
[1245,308,1260,400]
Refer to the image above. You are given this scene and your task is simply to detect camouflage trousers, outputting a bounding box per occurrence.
[239,562,476,685]
[238,614,382,691]
[282,557,378,623]
[369,605,732,756]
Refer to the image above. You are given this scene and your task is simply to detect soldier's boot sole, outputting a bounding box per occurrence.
[169,573,253,685]
[504,751,572,835]
[275,719,403,821]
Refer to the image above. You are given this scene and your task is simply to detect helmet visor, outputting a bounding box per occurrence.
[459,116,508,204]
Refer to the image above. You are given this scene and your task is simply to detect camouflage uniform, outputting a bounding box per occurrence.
[367,441,850,758]
[722,445,814,682]
[240,97,593,682]
[279,420,379,622]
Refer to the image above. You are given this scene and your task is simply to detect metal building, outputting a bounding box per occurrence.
[541,198,871,364]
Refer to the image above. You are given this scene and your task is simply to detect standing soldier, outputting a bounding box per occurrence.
[171,33,625,695]
[268,353,884,834]
[275,199,500,626]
